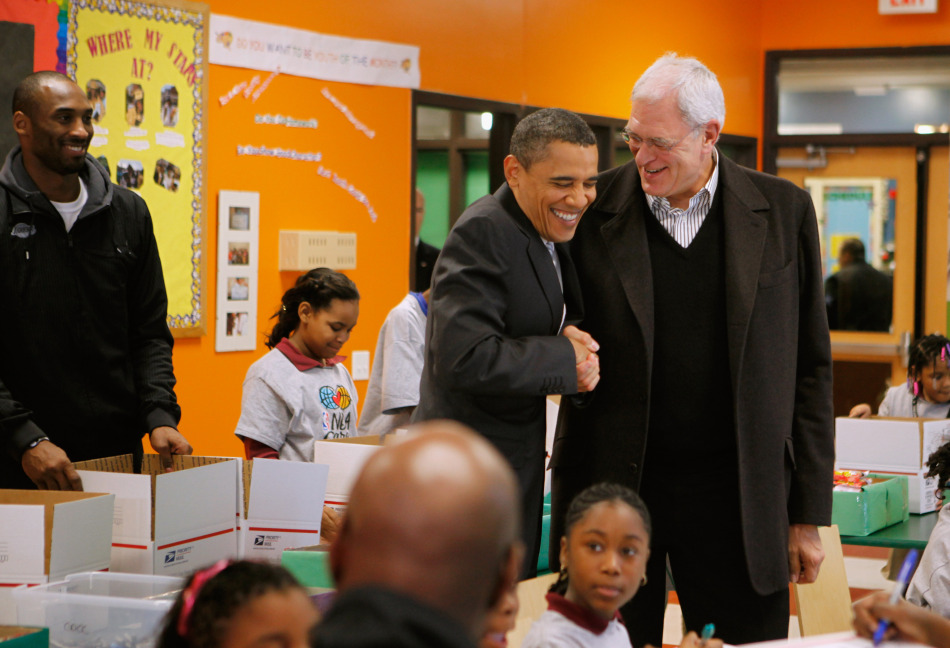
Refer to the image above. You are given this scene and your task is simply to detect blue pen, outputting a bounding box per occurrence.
[700,623,715,647]
[872,549,919,646]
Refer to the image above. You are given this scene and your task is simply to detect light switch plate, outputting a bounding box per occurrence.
[351,350,370,381]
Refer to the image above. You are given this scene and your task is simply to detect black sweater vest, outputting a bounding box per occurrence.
[643,192,737,468]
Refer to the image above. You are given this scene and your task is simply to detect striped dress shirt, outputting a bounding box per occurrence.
[646,150,720,248]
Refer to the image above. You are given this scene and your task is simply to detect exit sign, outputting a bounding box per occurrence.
[879,0,937,13]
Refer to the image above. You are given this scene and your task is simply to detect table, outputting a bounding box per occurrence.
[839,511,938,549]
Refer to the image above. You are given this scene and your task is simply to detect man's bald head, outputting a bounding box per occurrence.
[12,71,77,119]
[330,421,523,638]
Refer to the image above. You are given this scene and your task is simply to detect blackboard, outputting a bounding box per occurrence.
[0,22,35,162]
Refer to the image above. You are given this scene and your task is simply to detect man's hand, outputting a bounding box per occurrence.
[21,440,83,491]
[562,325,600,393]
[149,426,194,472]
[788,523,824,584]
[853,591,950,648]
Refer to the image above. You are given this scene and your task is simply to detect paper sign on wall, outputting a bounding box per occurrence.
[209,14,420,89]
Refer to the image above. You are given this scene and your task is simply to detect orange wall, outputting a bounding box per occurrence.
[761,1,950,50]
[35,0,950,458]
[174,0,769,458]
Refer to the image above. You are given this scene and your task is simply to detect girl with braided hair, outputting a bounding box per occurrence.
[156,560,317,648]
[850,333,950,419]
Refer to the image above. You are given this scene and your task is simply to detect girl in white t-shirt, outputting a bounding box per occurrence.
[234,267,360,541]
[850,333,950,419]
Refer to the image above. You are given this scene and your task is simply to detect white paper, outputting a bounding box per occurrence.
[313,440,381,499]
[0,505,46,580]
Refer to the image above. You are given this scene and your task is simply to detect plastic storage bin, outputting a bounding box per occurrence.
[13,572,184,648]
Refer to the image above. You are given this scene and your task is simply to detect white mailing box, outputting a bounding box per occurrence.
[238,458,329,562]
[835,417,950,472]
[0,490,114,623]
[313,436,386,516]
[74,455,240,576]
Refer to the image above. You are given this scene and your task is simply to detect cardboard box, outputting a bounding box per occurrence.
[281,544,334,590]
[13,572,181,648]
[0,491,114,624]
[835,416,950,472]
[832,473,909,536]
[74,454,240,576]
[0,627,48,648]
[237,458,329,562]
[312,436,385,516]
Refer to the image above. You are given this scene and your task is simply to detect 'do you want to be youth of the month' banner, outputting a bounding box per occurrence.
[68,0,209,336]
[208,14,420,88]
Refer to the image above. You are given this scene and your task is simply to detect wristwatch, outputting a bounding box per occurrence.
[26,436,49,450]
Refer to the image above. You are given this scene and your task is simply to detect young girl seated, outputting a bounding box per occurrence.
[234,267,360,542]
[156,560,318,648]
[521,483,722,648]
[850,333,950,419]
[906,440,950,614]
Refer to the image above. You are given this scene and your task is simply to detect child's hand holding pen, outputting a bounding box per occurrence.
[853,591,950,648]
[645,624,723,648]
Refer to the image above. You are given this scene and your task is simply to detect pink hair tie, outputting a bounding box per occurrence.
[176,559,231,637]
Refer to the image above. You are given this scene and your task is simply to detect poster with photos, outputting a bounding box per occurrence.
[68,0,209,336]
[216,191,259,352]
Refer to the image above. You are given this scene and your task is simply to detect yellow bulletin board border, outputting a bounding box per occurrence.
[66,0,209,337]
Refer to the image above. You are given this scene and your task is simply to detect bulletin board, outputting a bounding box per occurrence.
[67,0,209,336]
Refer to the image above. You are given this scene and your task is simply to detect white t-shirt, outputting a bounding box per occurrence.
[521,593,632,648]
[907,502,950,615]
[49,178,88,232]
[878,384,950,418]
[357,293,427,438]
[235,339,359,461]
[522,609,632,648]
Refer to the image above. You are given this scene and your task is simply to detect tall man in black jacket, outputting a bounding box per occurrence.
[551,54,834,646]
[0,71,192,490]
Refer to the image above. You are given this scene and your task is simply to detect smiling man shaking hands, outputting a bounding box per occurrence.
[413,107,600,578]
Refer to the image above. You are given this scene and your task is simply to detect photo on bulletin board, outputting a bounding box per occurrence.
[216,191,260,352]
[68,0,209,337]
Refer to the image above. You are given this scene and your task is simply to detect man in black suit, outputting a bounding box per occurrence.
[550,53,834,646]
[414,188,441,291]
[825,237,892,331]
[413,108,601,577]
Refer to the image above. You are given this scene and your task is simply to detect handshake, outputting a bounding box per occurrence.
[563,325,600,393]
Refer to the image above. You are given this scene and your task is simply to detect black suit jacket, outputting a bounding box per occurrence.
[552,153,834,595]
[415,239,440,292]
[825,260,892,331]
[414,183,580,469]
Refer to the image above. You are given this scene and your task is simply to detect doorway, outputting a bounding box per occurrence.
[764,47,950,414]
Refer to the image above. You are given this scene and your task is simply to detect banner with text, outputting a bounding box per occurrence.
[209,14,420,88]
